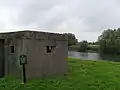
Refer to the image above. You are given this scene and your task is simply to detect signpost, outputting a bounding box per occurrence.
[19,54,27,84]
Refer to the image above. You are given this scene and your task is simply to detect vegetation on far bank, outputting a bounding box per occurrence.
[66,28,120,54]
[69,44,100,52]
[1,58,120,90]
[98,28,120,54]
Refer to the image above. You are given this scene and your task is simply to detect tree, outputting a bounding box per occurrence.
[78,40,88,52]
[64,33,78,46]
[98,28,120,54]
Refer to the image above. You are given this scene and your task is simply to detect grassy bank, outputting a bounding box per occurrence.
[1,58,120,90]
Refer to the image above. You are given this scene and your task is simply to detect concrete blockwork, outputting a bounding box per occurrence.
[0,30,68,78]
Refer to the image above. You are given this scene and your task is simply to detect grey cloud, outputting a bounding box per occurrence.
[0,23,6,29]
[83,6,120,32]
[15,0,65,26]
[14,0,81,29]
[15,0,120,30]
[1,0,120,41]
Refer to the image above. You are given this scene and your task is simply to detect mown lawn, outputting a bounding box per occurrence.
[1,58,120,90]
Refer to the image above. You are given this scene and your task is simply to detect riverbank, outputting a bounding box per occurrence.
[68,44,100,53]
[68,51,120,62]
[1,58,120,90]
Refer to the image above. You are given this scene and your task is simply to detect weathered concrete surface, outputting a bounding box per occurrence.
[25,39,68,78]
[0,30,68,41]
[0,30,68,78]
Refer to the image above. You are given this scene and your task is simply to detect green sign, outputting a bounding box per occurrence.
[19,54,27,65]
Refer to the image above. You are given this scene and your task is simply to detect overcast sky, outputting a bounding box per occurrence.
[0,0,120,41]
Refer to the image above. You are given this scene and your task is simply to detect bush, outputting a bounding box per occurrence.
[78,40,88,52]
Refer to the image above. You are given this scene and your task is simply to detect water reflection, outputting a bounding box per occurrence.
[68,51,120,62]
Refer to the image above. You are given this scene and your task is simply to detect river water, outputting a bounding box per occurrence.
[68,51,120,62]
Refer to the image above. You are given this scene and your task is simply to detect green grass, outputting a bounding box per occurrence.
[1,58,120,90]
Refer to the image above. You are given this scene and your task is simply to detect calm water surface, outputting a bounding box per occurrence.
[68,51,120,62]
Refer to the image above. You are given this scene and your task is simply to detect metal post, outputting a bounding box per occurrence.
[22,64,26,84]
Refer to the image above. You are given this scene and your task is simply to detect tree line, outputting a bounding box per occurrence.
[98,28,120,54]
[66,28,120,54]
